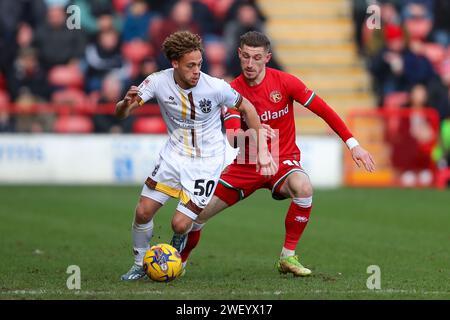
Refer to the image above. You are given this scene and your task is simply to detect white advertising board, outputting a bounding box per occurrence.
[0,135,342,187]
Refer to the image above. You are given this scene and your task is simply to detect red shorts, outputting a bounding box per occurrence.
[214,157,307,206]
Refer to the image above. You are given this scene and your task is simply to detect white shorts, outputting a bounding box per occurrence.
[141,151,225,220]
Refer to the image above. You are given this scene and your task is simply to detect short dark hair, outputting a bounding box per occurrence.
[162,31,204,61]
[239,31,271,52]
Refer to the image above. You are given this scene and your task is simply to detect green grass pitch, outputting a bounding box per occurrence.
[0,186,449,299]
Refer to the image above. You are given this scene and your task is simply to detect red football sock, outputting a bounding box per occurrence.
[181,229,202,263]
[283,202,312,250]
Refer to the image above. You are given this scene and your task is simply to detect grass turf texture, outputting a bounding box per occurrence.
[0,186,449,300]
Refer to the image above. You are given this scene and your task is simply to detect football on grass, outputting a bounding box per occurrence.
[143,243,183,282]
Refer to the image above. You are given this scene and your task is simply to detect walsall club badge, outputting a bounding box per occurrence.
[270,91,282,103]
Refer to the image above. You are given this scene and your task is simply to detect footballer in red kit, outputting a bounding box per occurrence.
[170,31,375,277]
[216,67,350,205]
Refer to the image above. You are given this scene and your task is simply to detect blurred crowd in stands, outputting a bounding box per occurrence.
[353,0,450,184]
[0,0,281,134]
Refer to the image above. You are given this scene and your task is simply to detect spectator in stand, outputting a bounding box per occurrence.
[128,57,158,97]
[177,0,218,37]
[369,24,435,104]
[145,0,176,15]
[204,39,228,79]
[7,48,50,102]
[0,92,14,132]
[224,3,282,77]
[151,1,202,69]
[432,0,450,46]
[223,0,266,26]
[1,22,35,77]
[362,2,402,58]
[0,0,47,74]
[122,0,158,43]
[400,0,434,13]
[73,0,122,41]
[6,48,54,133]
[33,5,86,70]
[428,58,450,121]
[126,57,159,107]
[402,2,434,43]
[93,73,133,133]
[391,84,435,186]
[85,28,124,92]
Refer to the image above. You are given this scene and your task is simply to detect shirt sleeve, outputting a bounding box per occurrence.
[219,80,243,109]
[137,74,158,105]
[284,73,316,107]
[223,107,241,130]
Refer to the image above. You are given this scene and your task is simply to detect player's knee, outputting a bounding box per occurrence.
[135,203,152,224]
[171,217,192,235]
[292,181,313,198]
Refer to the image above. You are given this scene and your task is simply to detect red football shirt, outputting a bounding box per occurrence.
[224,67,316,161]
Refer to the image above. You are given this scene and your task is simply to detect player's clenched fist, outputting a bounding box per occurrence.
[124,86,140,105]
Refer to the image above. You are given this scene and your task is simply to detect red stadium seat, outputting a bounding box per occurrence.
[133,117,167,134]
[383,92,409,108]
[122,40,154,64]
[436,168,450,189]
[0,90,10,104]
[48,64,84,88]
[0,73,6,90]
[53,115,94,133]
[423,43,446,69]
[52,89,87,106]
[112,0,131,14]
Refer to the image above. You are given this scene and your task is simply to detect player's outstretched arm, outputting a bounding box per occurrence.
[304,94,376,172]
[115,85,140,119]
[237,97,278,176]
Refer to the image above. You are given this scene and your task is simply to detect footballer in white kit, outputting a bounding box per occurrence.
[137,68,242,220]
[115,31,277,281]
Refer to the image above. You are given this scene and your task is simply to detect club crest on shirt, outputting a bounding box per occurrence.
[199,98,212,113]
[270,91,282,103]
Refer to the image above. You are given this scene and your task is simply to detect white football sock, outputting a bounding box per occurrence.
[132,220,154,266]
[280,247,295,258]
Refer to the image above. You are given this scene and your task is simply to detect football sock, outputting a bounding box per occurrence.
[132,220,154,266]
[282,197,312,255]
[280,247,296,258]
[181,223,204,263]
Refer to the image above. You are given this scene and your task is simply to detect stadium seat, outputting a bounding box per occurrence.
[132,117,167,134]
[52,89,91,115]
[435,168,450,189]
[0,90,10,105]
[0,73,6,90]
[53,115,94,133]
[122,40,154,64]
[423,43,446,69]
[48,64,84,89]
[52,89,87,106]
[112,0,131,14]
[383,92,409,108]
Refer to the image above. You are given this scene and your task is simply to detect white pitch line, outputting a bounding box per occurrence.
[1,289,449,296]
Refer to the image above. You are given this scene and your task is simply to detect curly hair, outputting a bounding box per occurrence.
[162,31,204,61]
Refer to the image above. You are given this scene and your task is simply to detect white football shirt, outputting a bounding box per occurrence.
[137,69,242,157]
